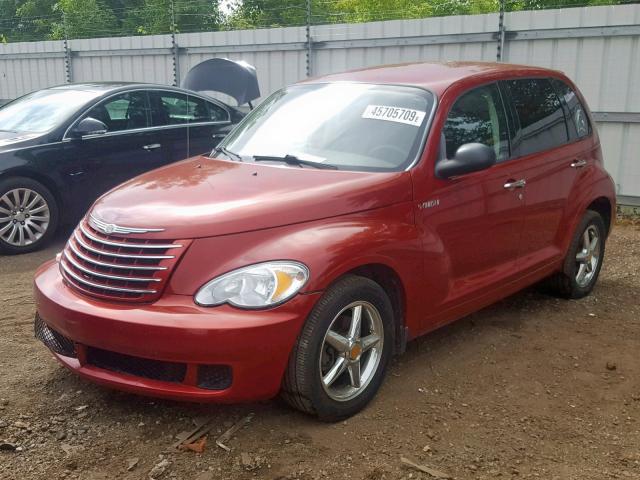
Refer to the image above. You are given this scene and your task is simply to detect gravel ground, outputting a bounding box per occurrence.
[0,224,639,480]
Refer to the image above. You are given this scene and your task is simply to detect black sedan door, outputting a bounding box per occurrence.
[64,91,168,207]
[149,90,233,161]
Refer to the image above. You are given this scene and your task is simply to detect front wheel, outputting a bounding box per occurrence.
[544,210,606,299]
[0,177,59,255]
[281,275,395,420]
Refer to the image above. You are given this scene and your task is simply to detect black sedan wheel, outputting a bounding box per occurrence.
[0,177,58,255]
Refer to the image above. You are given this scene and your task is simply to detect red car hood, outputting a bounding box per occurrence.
[90,156,413,239]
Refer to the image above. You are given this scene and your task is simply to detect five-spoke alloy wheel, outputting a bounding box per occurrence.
[575,225,600,288]
[320,301,384,402]
[0,177,58,255]
[544,209,606,299]
[282,275,394,420]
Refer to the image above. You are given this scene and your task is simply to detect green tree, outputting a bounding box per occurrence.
[0,0,637,42]
[327,0,433,23]
[225,0,308,29]
[123,0,222,35]
[50,0,118,39]
[11,0,59,42]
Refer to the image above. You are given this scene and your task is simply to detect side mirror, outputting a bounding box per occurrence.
[435,143,496,179]
[70,117,108,138]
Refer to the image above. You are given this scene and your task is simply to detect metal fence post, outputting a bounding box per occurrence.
[170,0,180,86]
[496,0,506,62]
[306,0,312,77]
[62,11,73,83]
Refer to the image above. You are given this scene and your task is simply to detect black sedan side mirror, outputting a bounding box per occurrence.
[435,143,496,179]
[70,117,108,138]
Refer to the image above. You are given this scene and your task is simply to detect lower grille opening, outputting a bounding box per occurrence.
[197,365,232,391]
[86,347,187,383]
[34,314,76,358]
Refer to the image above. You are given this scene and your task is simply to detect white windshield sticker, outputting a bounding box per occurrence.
[362,105,426,127]
[290,151,327,163]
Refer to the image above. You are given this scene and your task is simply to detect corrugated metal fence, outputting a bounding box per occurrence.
[1,4,639,202]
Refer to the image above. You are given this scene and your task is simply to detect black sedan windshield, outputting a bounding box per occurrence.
[0,89,101,134]
[220,83,434,172]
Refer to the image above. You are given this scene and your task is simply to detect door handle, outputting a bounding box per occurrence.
[212,133,226,139]
[504,179,526,189]
[570,159,587,168]
[143,143,161,151]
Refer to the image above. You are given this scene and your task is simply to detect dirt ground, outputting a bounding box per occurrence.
[0,224,639,480]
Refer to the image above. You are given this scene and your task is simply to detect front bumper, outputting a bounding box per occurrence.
[34,260,321,403]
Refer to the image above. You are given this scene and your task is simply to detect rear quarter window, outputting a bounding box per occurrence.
[550,78,591,141]
[502,78,568,157]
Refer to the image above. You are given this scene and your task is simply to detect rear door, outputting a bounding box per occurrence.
[500,78,584,270]
[192,97,235,152]
[149,90,233,161]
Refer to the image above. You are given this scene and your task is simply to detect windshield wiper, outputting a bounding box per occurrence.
[212,145,243,161]
[253,154,338,170]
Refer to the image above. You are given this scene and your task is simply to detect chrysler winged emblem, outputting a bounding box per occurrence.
[88,214,165,235]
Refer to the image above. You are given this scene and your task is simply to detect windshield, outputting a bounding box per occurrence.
[0,89,101,134]
[219,83,434,172]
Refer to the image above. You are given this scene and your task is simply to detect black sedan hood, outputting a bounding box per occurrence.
[0,131,42,150]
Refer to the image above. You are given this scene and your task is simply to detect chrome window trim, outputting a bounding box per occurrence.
[62,87,232,141]
[63,250,161,282]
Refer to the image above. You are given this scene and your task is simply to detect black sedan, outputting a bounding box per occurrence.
[0,82,247,254]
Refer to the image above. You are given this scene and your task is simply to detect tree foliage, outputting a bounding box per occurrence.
[0,0,635,42]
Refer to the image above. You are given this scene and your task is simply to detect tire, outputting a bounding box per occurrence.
[281,275,395,421]
[0,177,59,255]
[544,210,606,299]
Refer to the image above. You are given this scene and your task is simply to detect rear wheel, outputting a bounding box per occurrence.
[281,275,394,421]
[0,177,59,255]
[544,210,606,299]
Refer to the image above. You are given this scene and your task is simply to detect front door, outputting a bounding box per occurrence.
[65,91,166,209]
[415,83,525,325]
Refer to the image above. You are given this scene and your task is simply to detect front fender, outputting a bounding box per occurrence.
[168,202,426,332]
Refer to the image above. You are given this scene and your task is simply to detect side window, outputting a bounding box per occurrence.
[85,91,151,132]
[550,78,591,140]
[442,83,509,162]
[503,78,568,157]
[151,92,222,126]
[207,101,230,122]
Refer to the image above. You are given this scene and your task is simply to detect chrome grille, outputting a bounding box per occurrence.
[60,218,188,302]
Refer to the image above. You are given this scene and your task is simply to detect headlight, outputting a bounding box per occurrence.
[194,261,309,309]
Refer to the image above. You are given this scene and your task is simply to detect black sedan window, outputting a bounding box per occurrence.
[84,91,151,132]
[150,92,226,126]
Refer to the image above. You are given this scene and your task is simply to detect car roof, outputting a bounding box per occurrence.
[303,61,565,95]
[46,82,187,94]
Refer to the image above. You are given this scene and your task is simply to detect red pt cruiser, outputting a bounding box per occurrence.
[34,62,616,420]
